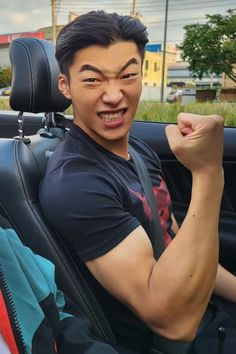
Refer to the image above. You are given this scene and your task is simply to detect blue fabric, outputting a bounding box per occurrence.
[0,227,70,353]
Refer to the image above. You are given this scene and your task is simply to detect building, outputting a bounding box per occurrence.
[167,61,192,87]
[0,31,45,67]
[143,44,176,87]
[167,61,222,88]
[143,51,162,87]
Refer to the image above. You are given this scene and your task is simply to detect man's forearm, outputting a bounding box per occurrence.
[148,171,224,339]
[214,263,236,303]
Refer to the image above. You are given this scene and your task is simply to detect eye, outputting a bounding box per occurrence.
[121,73,137,80]
[84,78,99,83]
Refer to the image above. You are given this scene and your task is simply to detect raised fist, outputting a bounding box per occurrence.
[165,113,224,175]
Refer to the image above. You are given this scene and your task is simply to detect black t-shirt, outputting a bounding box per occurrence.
[40,124,175,352]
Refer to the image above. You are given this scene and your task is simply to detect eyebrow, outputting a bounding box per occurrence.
[78,58,139,75]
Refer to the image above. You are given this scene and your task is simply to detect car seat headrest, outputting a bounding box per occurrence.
[9,37,71,113]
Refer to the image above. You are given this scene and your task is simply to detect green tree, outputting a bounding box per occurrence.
[179,10,236,83]
[0,66,12,88]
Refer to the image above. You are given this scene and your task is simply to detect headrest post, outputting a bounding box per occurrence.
[41,112,56,132]
[14,111,31,144]
[17,111,24,139]
[46,112,57,127]
[51,112,56,127]
[42,113,49,132]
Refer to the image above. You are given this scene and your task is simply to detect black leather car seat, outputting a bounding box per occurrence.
[0,37,116,345]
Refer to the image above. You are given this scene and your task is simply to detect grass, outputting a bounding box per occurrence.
[1,98,236,126]
[0,98,11,111]
[136,101,236,126]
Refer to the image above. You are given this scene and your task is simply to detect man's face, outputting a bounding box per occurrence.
[59,41,143,151]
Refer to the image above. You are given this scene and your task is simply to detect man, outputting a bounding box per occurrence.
[0,215,119,354]
[40,10,235,354]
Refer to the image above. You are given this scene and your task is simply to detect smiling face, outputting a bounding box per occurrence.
[58,41,143,157]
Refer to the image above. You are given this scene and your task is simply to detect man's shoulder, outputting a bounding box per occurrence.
[45,131,100,175]
[41,135,120,198]
[129,135,161,169]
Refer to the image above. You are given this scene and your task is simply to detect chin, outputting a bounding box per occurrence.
[104,128,130,141]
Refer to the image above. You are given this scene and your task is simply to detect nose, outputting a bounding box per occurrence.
[102,82,123,105]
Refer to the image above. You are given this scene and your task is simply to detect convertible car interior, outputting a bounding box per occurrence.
[0,37,235,347]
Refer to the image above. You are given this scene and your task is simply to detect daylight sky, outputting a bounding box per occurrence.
[1,0,235,45]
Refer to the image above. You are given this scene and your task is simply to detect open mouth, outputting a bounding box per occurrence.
[98,108,127,122]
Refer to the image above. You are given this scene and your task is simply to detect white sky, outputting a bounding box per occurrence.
[0,0,235,45]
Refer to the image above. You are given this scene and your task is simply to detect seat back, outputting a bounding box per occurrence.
[0,37,116,344]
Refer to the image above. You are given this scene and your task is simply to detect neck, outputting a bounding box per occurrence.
[103,136,130,160]
[98,136,130,160]
[74,121,130,160]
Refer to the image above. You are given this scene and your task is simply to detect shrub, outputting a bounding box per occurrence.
[0,67,12,88]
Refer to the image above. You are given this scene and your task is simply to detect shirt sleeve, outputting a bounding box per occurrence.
[43,158,139,262]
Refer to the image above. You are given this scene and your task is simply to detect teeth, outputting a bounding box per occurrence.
[99,110,124,122]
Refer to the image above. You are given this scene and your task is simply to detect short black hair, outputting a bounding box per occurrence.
[56,10,149,77]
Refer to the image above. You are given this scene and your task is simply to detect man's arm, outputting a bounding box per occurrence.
[214,264,236,302]
[172,215,236,303]
[86,113,224,342]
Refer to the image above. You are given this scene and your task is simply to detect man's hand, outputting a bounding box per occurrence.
[165,113,224,175]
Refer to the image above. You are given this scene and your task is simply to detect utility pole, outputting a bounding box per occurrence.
[131,0,136,17]
[68,11,79,22]
[160,0,169,103]
[51,0,57,43]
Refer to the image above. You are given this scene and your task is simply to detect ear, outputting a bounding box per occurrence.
[58,74,71,99]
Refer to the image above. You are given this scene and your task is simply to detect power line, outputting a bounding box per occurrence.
[7,0,234,9]
[57,3,236,13]
[57,0,236,8]
[59,0,232,5]
[148,12,233,24]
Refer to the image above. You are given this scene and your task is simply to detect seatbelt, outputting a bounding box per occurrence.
[128,145,165,260]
